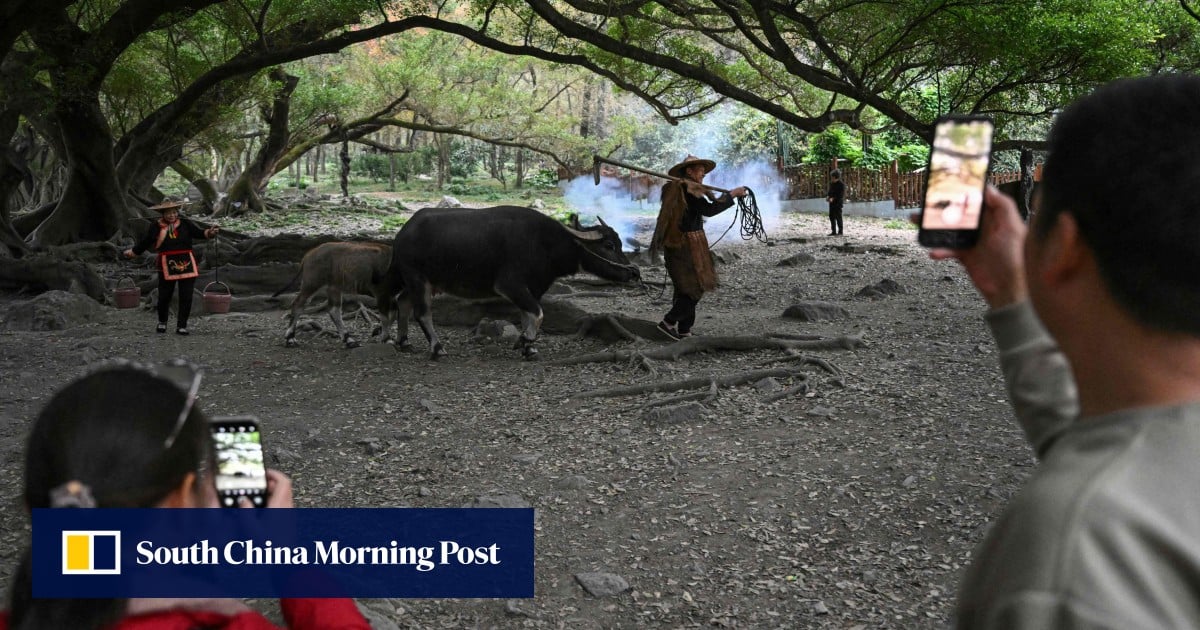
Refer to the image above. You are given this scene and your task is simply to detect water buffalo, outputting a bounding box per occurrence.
[382,205,640,360]
[273,241,394,348]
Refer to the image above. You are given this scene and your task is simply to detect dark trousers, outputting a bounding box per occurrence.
[157,276,196,328]
[664,292,699,334]
[829,205,843,234]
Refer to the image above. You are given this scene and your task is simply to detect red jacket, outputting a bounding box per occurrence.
[0,598,370,629]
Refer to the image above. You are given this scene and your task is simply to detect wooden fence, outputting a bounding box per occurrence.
[784,161,1040,209]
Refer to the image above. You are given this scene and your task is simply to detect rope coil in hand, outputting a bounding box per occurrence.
[711,188,767,247]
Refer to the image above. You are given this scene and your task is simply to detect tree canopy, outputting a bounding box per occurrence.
[1,0,1197,252]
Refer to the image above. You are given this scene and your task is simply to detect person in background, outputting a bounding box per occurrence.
[825,169,845,236]
[1,364,370,630]
[649,154,747,340]
[123,197,219,336]
[935,75,1200,628]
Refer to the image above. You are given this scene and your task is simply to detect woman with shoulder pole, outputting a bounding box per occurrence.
[0,363,370,630]
[123,197,220,336]
[649,155,748,340]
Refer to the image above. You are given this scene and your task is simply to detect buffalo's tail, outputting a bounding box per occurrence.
[271,267,303,298]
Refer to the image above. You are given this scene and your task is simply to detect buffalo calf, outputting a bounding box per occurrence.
[274,241,394,348]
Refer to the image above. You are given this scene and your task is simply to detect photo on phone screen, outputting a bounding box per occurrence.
[918,116,994,248]
[210,417,268,507]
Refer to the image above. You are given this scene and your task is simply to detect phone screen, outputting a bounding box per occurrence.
[919,116,994,247]
[210,417,268,507]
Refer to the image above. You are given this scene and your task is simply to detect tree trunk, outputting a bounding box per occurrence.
[515,149,525,189]
[170,160,218,208]
[29,98,131,246]
[388,152,396,191]
[1018,148,1035,221]
[579,79,593,138]
[0,115,33,257]
[222,69,300,215]
[339,138,350,198]
[436,136,448,190]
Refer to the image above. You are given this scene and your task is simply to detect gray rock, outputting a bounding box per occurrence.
[642,402,706,426]
[776,252,816,267]
[856,278,906,299]
[545,282,574,295]
[356,603,402,630]
[419,399,441,414]
[555,475,590,490]
[436,195,463,208]
[807,406,836,418]
[901,475,918,488]
[529,198,545,210]
[268,447,300,467]
[712,250,740,265]
[418,486,433,497]
[782,301,850,322]
[357,439,384,455]
[813,600,830,615]
[511,453,542,465]
[0,290,104,331]
[753,377,781,392]
[574,572,630,597]
[467,494,531,509]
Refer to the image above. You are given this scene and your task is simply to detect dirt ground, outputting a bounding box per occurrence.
[0,210,1034,628]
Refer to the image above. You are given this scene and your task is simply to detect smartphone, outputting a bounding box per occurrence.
[210,416,268,508]
[918,115,995,248]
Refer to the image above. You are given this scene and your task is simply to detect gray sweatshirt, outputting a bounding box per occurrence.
[955,302,1200,628]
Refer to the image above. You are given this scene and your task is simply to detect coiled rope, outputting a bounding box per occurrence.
[710,187,767,247]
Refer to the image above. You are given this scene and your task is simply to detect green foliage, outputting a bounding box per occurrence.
[352,154,391,182]
[804,126,862,166]
[883,219,916,230]
[381,215,407,231]
[524,169,559,190]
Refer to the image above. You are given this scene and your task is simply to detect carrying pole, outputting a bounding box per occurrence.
[592,155,731,195]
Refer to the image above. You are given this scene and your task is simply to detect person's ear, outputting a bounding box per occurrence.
[159,472,198,508]
[1033,212,1089,288]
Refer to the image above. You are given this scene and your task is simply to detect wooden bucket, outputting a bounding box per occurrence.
[113,276,141,309]
[202,281,232,314]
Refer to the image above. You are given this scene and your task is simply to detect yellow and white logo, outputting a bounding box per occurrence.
[62,531,121,575]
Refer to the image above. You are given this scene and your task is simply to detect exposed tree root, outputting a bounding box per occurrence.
[634,380,719,410]
[756,353,843,376]
[760,381,810,403]
[577,366,807,399]
[550,334,863,366]
[574,313,639,342]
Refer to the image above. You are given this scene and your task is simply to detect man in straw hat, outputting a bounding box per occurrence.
[123,197,220,335]
[649,155,747,340]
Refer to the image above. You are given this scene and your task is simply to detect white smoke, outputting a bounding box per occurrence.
[559,159,785,251]
[701,160,785,246]
[560,104,789,250]
[560,175,650,251]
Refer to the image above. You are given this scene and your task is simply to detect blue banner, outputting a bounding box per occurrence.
[33,508,534,598]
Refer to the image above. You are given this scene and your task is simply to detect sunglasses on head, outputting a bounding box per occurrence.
[84,358,202,450]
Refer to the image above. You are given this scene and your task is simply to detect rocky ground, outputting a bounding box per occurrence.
[0,207,1035,629]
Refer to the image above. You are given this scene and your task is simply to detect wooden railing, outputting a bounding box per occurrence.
[783,161,1040,209]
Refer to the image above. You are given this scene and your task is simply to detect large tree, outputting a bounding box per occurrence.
[2,0,1196,255]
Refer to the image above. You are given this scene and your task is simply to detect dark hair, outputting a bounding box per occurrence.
[830,169,841,178]
[7,367,213,630]
[1037,74,1200,336]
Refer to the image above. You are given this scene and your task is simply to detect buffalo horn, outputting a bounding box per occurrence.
[596,215,609,228]
[564,226,604,242]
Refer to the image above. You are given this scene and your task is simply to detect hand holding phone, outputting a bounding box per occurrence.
[918,115,995,249]
[210,416,269,508]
